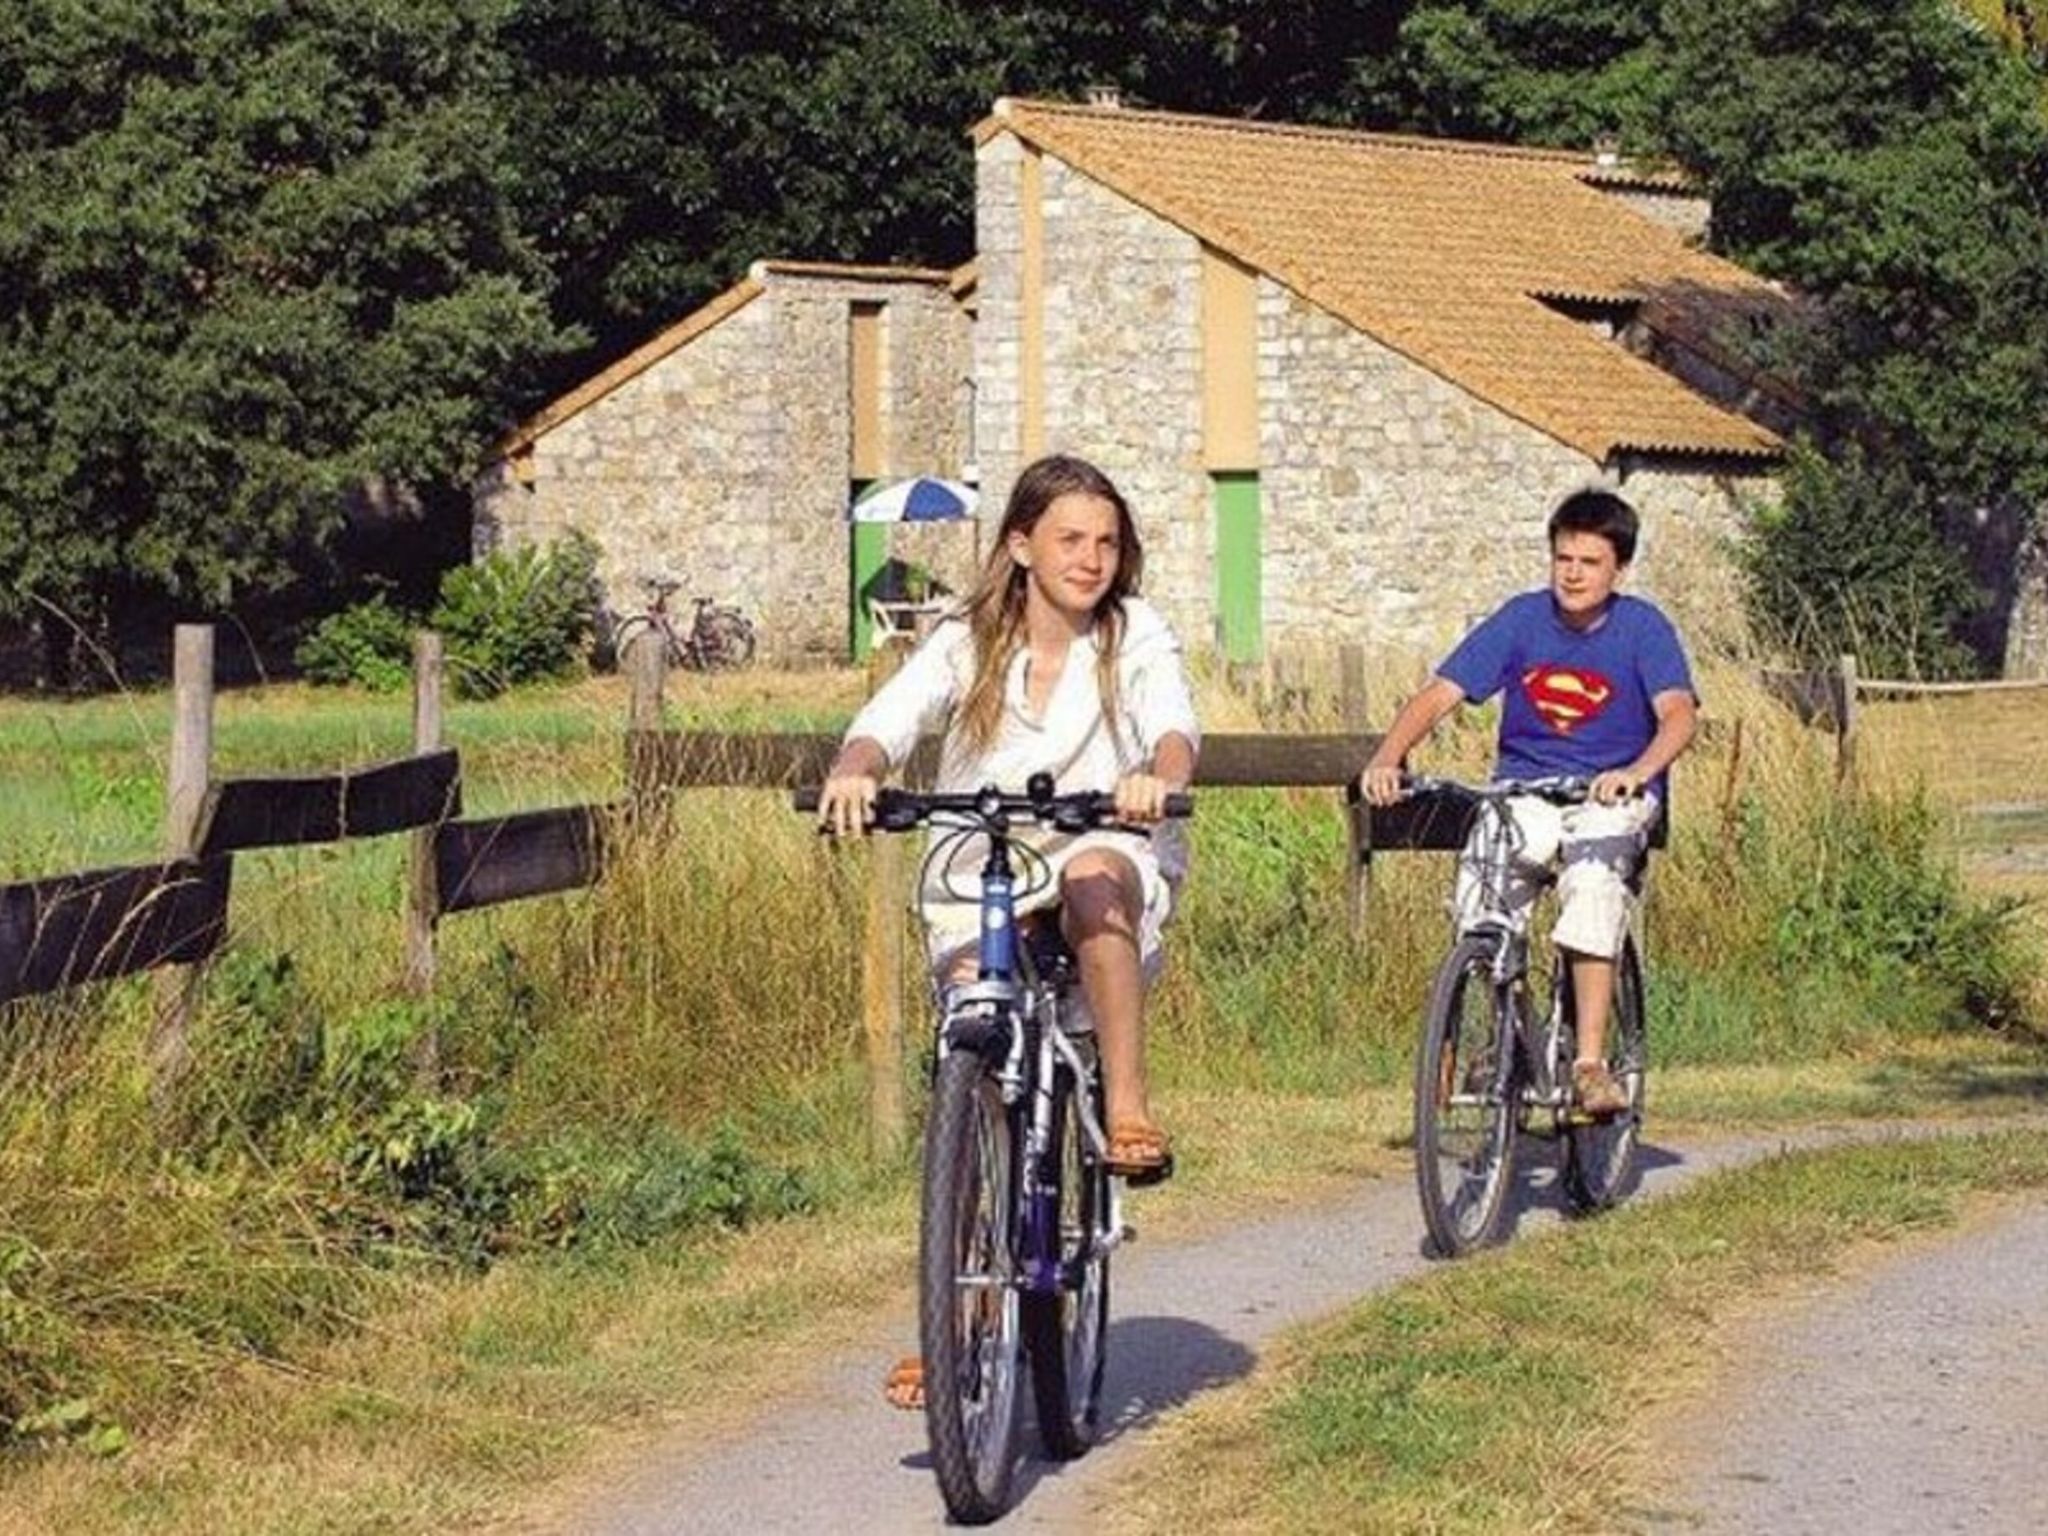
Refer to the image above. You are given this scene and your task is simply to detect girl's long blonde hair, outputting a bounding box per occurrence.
[955,454,1146,755]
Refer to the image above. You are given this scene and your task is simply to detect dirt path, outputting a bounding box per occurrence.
[540,1122,2016,1535]
[1638,1196,2048,1535]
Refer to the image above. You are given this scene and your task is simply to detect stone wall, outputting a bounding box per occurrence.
[475,271,972,660]
[974,137,1213,641]
[1259,282,1765,662]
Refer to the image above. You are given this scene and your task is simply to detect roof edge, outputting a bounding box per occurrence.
[494,277,765,460]
[752,259,960,285]
[993,95,1596,168]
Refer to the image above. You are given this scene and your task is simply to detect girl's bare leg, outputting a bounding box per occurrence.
[1058,848,1150,1129]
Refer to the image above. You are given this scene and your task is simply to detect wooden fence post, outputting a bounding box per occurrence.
[404,634,445,1070]
[1337,642,1372,943]
[626,628,668,814]
[1836,652,1860,784]
[150,624,214,1112]
[862,640,908,1158]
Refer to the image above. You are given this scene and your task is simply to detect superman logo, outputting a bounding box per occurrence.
[1521,665,1614,735]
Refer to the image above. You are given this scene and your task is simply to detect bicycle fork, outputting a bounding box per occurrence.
[1017,998,1125,1297]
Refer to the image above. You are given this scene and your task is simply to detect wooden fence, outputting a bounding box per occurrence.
[4,625,1738,1142]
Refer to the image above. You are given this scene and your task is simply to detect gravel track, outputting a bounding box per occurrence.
[1640,1197,2048,1535]
[552,1122,2034,1535]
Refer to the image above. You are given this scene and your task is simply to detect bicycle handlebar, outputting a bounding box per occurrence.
[1346,773,1609,807]
[793,780,1193,832]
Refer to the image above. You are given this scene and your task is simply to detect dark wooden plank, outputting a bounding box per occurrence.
[0,857,231,1004]
[434,803,617,915]
[1196,733,1380,786]
[628,730,1379,792]
[200,748,462,856]
[1366,788,1670,853]
[1759,667,1846,729]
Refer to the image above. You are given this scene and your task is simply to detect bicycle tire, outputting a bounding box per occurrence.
[1022,1059,1109,1460]
[1414,934,1518,1257]
[1561,936,1647,1214]
[699,609,756,670]
[920,1050,1023,1524]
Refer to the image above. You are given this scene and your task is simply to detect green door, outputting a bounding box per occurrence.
[849,480,886,659]
[1214,472,1262,663]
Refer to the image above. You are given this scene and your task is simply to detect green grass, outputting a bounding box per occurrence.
[0,665,2043,1530]
[1108,1125,2048,1536]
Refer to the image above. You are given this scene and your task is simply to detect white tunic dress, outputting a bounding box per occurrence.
[842,596,1201,972]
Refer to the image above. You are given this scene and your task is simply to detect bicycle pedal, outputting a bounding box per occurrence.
[1115,1153,1175,1189]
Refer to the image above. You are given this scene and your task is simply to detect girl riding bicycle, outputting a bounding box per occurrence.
[817,454,1199,1404]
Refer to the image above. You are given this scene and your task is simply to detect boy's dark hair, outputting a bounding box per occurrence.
[1547,489,1639,565]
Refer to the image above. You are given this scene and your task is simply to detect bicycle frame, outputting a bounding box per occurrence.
[934,810,1124,1298]
[1440,779,1628,1122]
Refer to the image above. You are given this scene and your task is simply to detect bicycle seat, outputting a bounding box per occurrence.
[640,573,681,596]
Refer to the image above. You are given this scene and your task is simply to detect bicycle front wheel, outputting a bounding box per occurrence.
[1022,1060,1109,1460]
[1562,936,1647,1214]
[920,1051,1023,1524]
[1414,935,1518,1257]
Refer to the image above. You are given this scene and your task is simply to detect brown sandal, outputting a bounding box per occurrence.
[1105,1120,1175,1185]
[882,1355,924,1410]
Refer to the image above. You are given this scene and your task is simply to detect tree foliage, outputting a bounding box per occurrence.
[502,1,1403,367]
[0,0,573,656]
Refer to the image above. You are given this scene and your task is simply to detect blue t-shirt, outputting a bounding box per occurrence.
[1437,591,1695,792]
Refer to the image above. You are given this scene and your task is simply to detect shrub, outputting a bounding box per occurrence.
[1743,441,1983,678]
[432,531,601,698]
[293,592,419,691]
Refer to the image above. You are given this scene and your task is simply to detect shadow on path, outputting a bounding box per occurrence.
[900,1315,1256,1508]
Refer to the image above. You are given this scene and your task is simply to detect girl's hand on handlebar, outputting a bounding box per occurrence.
[818,774,879,836]
[1590,769,1643,805]
[1112,770,1178,825]
[1359,763,1406,808]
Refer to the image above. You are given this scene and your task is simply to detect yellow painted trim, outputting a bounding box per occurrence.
[1202,245,1260,470]
[850,301,885,480]
[1021,146,1045,461]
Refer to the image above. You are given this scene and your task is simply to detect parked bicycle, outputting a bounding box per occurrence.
[794,775,1192,1525]
[1367,774,1648,1257]
[611,574,756,671]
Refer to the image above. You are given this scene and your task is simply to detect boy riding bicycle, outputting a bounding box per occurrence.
[817,453,1200,1408]
[1359,489,1697,1118]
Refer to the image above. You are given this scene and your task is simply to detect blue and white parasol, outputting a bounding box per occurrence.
[849,476,978,523]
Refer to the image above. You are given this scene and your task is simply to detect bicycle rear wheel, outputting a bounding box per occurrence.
[699,609,756,669]
[1022,1060,1109,1460]
[1414,935,1518,1257]
[921,1051,1023,1524]
[1562,936,1647,1214]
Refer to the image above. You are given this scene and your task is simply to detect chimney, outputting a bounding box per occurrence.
[1085,83,1123,110]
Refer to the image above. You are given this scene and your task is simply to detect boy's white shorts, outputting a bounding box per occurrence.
[1452,792,1660,959]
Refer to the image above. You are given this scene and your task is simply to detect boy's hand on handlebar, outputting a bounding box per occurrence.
[1112,771,1179,825]
[1359,763,1406,808]
[1590,769,1643,805]
[818,774,879,836]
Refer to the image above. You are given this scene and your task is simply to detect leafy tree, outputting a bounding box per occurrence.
[504,1,1404,368]
[1664,0,2048,671]
[0,0,574,680]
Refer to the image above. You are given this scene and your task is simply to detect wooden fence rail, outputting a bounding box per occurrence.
[0,857,231,1005]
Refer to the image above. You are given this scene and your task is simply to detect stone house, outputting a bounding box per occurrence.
[474,260,977,661]
[478,99,1798,667]
[969,97,1795,665]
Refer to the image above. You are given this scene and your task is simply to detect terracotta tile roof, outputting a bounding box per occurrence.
[978,99,1783,463]
[496,261,965,458]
